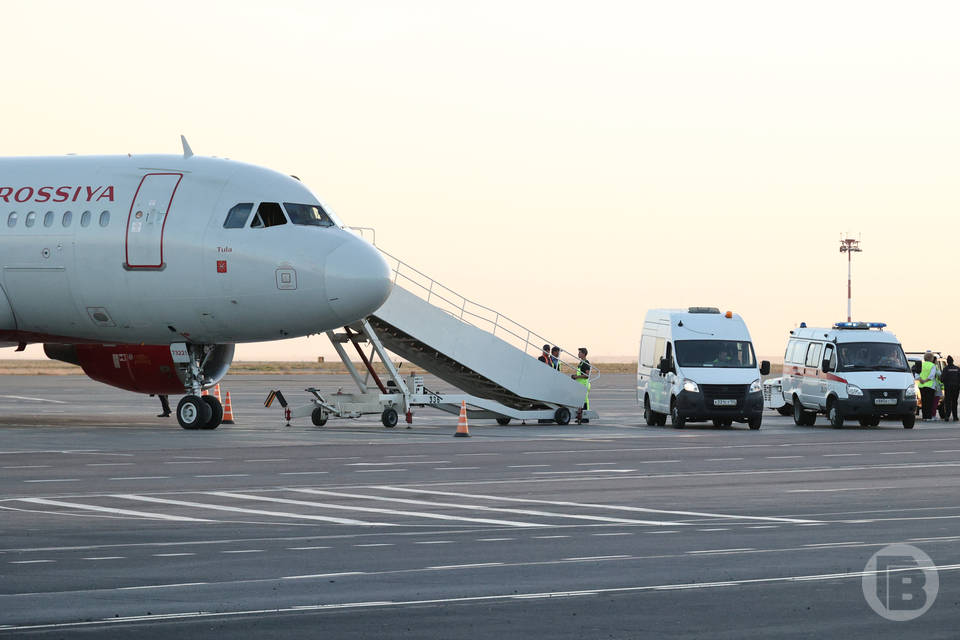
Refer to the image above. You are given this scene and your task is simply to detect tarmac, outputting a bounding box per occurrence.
[1,373,959,638]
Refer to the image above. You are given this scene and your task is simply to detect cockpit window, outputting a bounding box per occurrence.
[224,203,253,228]
[250,202,287,228]
[283,203,335,227]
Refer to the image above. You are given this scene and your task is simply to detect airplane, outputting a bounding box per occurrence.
[0,137,392,430]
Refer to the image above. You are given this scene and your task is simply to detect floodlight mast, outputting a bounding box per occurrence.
[839,234,862,322]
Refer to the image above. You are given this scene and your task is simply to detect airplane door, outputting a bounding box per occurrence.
[125,173,183,269]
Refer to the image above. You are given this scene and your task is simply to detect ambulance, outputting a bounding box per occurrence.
[780,322,916,429]
[637,308,770,429]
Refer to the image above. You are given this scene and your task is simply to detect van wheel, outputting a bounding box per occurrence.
[902,413,916,429]
[670,401,685,428]
[777,404,793,416]
[644,398,656,427]
[748,415,762,430]
[793,397,814,426]
[828,400,844,429]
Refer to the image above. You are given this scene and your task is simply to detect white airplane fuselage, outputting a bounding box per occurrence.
[0,154,391,347]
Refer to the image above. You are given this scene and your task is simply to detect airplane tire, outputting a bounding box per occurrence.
[177,395,210,430]
[381,408,399,428]
[554,407,571,425]
[200,396,223,430]
[312,407,328,427]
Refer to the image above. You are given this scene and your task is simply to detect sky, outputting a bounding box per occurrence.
[2,0,959,362]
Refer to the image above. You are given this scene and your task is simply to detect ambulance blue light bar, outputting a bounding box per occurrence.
[833,322,887,330]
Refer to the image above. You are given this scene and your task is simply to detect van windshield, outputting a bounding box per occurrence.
[836,342,909,372]
[675,340,756,368]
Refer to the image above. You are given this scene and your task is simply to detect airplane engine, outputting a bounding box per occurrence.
[43,343,235,395]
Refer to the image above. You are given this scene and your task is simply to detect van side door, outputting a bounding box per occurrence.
[800,342,823,408]
[649,337,670,413]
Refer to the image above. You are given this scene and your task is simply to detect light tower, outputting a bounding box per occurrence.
[839,234,862,322]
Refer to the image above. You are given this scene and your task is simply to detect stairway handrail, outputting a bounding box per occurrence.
[353,236,598,381]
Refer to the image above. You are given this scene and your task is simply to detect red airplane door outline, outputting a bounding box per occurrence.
[125,173,183,269]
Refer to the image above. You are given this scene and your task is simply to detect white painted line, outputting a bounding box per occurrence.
[803,541,864,547]
[109,476,169,480]
[705,458,743,462]
[788,487,894,493]
[697,528,729,532]
[23,479,78,483]
[196,474,250,478]
[87,463,135,467]
[347,461,450,466]
[386,455,429,459]
[564,555,630,561]
[84,556,124,560]
[878,452,916,455]
[119,582,207,590]
[748,525,779,529]
[213,490,542,527]
[575,462,620,466]
[112,494,392,526]
[455,453,499,457]
[934,450,960,453]
[278,472,329,476]
[477,538,513,541]
[534,535,569,539]
[645,530,679,534]
[823,454,860,458]
[283,572,364,580]
[294,488,681,526]
[153,553,196,557]
[2,465,50,469]
[222,550,264,554]
[13,563,960,631]
[10,559,53,564]
[428,562,504,569]
[288,546,332,550]
[508,465,550,468]
[415,540,453,545]
[533,470,636,474]
[378,487,819,524]
[245,459,288,462]
[354,469,406,473]
[0,395,66,404]
[688,548,755,554]
[593,532,633,537]
[164,461,208,465]
[354,543,394,547]
[767,456,803,459]
[433,467,481,471]
[16,498,211,522]
[638,460,680,464]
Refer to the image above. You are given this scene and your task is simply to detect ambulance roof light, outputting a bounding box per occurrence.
[833,321,887,330]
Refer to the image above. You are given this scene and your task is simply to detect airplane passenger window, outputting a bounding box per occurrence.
[62,211,73,227]
[43,211,54,227]
[25,211,36,227]
[283,203,334,227]
[80,211,91,227]
[6,212,17,228]
[223,203,253,229]
[250,202,287,228]
[99,211,110,227]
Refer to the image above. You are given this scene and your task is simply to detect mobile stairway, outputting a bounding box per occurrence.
[276,245,599,428]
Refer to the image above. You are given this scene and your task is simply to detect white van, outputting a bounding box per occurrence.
[780,322,916,429]
[637,308,769,429]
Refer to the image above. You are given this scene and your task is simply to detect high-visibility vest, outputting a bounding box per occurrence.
[919,360,937,388]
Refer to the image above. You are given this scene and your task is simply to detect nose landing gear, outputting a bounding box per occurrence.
[174,344,225,430]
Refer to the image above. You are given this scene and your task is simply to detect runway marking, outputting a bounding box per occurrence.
[593,532,633,537]
[354,469,406,473]
[15,498,212,522]
[705,458,743,461]
[23,479,78,483]
[697,528,729,532]
[386,454,429,459]
[823,454,860,457]
[878,451,916,455]
[934,449,960,453]
[803,541,864,547]
[3,465,50,469]
[433,467,480,470]
[477,538,513,541]
[245,459,288,462]
[222,550,264,554]
[109,476,169,481]
[0,395,66,404]
[355,543,394,547]
[278,472,329,476]
[347,461,449,466]
[282,572,364,580]
[84,556,124,560]
[645,530,679,534]
[688,548,755,554]
[564,555,630,561]
[533,470,636,474]
[748,525,779,529]
[13,563,960,631]
[112,494,392,526]
[508,465,550,468]
[214,490,542,527]
[119,582,207,590]
[164,461,208,465]
[9,559,53,564]
[638,460,680,464]
[788,487,894,493]
[415,540,453,544]
[534,535,569,539]
[456,453,499,457]
[153,553,196,557]
[575,462,620,466]
[87,463,134,467]
[377,487,819,524]
[767,456,803,459]
[428,562,503,569]
[295,488,681,526]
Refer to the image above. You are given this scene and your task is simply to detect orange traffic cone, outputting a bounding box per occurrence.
[455,401,470,437]
[213,384,222,403]
[201,388,208,396]
[222,391,235,424]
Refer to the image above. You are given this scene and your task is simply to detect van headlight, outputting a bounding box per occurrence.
[749,379,762,393]
[905,385,917,398]
[846,384,863,397]
[683,380,700,393]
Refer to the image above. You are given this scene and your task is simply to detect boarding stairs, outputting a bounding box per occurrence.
[280,242,598,427]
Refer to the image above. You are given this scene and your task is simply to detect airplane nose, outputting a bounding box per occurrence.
[324,238,393,324]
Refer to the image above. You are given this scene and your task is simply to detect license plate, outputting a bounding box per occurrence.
[713,399,737,407]
[874,398,897,405]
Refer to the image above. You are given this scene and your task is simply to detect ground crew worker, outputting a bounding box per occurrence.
[919,352,938,421]
[152,394,171,418]
[572,347,591,423]
[942,355,960,421]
